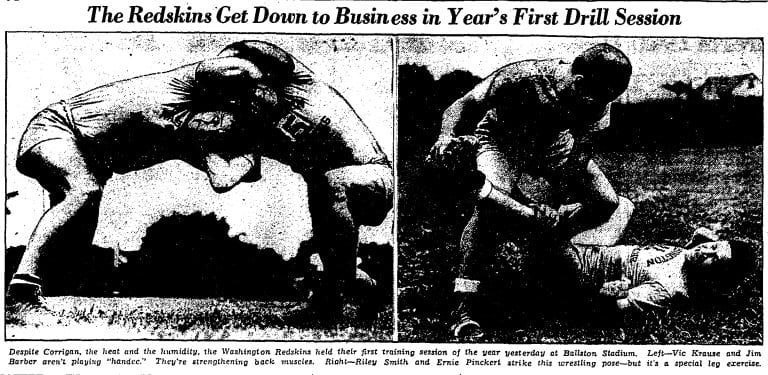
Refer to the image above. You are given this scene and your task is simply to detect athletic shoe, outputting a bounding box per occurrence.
[450,297,484,340]
[6,289,65,327]
[685,227,719,248]
[6,281,43,306]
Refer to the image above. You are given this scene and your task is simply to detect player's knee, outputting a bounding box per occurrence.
[67,182,103,205]
[594,195,620,219]
[322,170,352,199]
[15,150,44,179]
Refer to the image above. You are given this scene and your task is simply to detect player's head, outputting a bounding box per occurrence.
[219,40,296,84]
[564,43,632,107]
[684,240,754,295]
[219,40,311,110]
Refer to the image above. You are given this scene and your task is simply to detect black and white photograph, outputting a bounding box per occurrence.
[4,33,395,340]
[397,37,762,343]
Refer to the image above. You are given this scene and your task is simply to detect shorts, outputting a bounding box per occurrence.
[306,163,393,226]
[17,102,111,183]
[17,102,77,161]
[342,163,393,226]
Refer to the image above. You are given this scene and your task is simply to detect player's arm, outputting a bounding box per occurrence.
[438,78,492,141]
[431,136,576,231]
[613,282,673,313]
[479,183,581,232]
[429,76,493,178]
[203,153,261,193]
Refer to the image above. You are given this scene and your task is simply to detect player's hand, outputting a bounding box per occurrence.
[558,203,583,221]
[599,278,632,299]
[529,203,563,231]
[427,135,479,173]
[556,202,583,233]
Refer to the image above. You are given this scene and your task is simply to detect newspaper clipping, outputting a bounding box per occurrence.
[1,0,765,374]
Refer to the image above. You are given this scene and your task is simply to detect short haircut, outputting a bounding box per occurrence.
[572,43,633,101]
[686,240,756,298]
[219,40,312,110]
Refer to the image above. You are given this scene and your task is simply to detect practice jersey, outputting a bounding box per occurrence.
[259,59,389,176]
[38,64,204,173]
[572,244,688,312]
[473,59,610,174]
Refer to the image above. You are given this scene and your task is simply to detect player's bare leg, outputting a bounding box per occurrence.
[8,140,104,306]
[305,165,392,319]
[450,148,521,339]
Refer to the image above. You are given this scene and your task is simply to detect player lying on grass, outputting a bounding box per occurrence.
[563,229,753,315]
[428,43,632,339]
[431,134,752,337]
[158,40,394,319]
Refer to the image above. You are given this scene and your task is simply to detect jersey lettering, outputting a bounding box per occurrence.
[646,248,683,266]
[276,112,316,142]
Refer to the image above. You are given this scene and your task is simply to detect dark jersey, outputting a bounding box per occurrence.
[259,59,389,175]
[473,59,609,172]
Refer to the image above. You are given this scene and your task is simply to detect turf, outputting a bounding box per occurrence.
[6,297,393,341]
[398,146,763,344]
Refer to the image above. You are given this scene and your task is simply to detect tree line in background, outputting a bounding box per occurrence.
[399,64,762,162]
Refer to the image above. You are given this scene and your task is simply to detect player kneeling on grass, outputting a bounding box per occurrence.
[6,42,304,315]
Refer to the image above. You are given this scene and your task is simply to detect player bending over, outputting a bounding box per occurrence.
[428,43,632,339]
[187,41,394,318]
[6,44,299,309]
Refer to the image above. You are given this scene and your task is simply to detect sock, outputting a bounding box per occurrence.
[10,273,42,289]
[454,277,481,293]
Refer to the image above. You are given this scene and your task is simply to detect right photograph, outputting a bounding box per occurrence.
[397,37,763,343]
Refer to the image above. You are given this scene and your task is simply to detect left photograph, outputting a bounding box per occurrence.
[5,33,395,340]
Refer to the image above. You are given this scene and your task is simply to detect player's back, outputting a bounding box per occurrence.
[263,62,388,175]
[63,64,199,172]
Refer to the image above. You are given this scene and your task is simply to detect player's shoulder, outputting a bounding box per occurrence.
[485,58,562,97]
[490,58,562,83]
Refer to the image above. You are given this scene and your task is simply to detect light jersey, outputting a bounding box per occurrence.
[62,63,201,173]
[573,244,689,312]
[260,60,388,176]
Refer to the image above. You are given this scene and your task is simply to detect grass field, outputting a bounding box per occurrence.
[398,145,763,344]
[5,218,394,340]
[6,297,393,341]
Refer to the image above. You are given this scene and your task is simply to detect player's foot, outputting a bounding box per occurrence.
[304,286,345,323]
[351,268,386,321]
[6,284,66,327]
[6,275,44,305]
[352,268,377,295]
[450,297,484,340]
[685,227,719,248]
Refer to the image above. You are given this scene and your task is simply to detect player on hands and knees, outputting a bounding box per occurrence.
[428,43,632,339]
